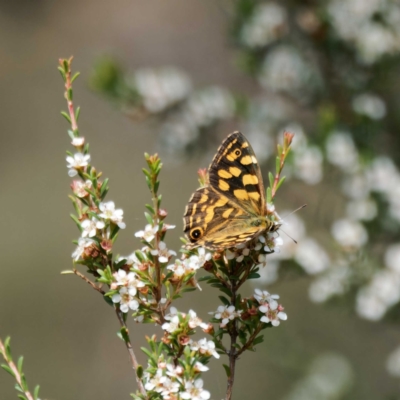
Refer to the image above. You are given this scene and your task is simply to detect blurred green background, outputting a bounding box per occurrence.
[1,1,400,399]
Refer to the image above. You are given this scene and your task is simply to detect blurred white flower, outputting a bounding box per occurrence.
[355,287,388,321]
[66,152,90,177]
[309,263,351,303]
[134,67,192,113]
[244,127,274,164]
[259,46,315,94]
[240,2,287,47]
[185,87,234,127]
[252,259,280,285]
[293,146,323,185]
[386,346,400,377]
[384,244,400,274]
[328,0,400,64]
[341,173,370,200]
[352,93,386,120]
[346,198,377,221]
[294,238,330,274]
[325,131,358,172]
[331,218,368,249]
[284,353,353,400]
[366,156,400,194]
[99,201,126,229]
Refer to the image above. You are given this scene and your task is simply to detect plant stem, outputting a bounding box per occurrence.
[115,309,147,397]
[0,338,35,400]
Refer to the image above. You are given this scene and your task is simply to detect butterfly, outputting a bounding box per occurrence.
[183,131,279,250]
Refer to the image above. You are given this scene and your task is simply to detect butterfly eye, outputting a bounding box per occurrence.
[190,227,203,241]
[234,149,241,157]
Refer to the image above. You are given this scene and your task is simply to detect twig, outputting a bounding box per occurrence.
[72,268,105,294]
[115,309,147,396]
[236,324,263,358]
[0,338,35,400]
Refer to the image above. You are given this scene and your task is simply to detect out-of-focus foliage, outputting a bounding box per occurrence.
[90,0,400,396]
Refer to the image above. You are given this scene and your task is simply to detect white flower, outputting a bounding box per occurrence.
[71,238,96,261]
[162,315,180,333]
[134,67,192,113]
[352,93,386,120]
[112,287,139,313]
[151,241,176,263]
[342,173,370,200]
[385,244,400,274]
[386,346,400,377]
[164,306,180,321]
[308,263,351,303]
[185,87,234,128]
[71,179,92,198]
[113,269,145,295]
[166,363,184,378]
[259,46,315,94]
[331,218,368,249]
[190,338,220,359]
[254,289,280,310]
[294,238,330,274]
[252,259,280,285]
[98,201,126,229]
[293,146,323,185]
[346,198,377,221]
[326,131,359,172]
[66,152,90,177]
[260,304,287,326]
[81,217,105,238]
[355,287,388,321]
[194,361,209,372]
[366,156,400,194]
[71,137,85,147]
[240,2,287,48]
[135,224,158,243]
[188,309,208,330]
[210,305,240,328]
[181,379,210,400]
[167,259,189,280]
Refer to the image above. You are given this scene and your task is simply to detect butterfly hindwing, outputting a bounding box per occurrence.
[183,187,265,249]
[208,131,265,216]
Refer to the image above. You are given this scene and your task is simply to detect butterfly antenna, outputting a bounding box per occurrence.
[281,204,307,219]
[280,229,298,244]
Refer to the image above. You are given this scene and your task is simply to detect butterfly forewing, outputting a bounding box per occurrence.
[208,131,266,216]
[183,131,269,250]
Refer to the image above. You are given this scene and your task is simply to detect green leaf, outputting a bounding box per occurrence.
[71,72,80,83]
[247,272,260,280]
[275,156,280,174]
[137,365,143,379]
[218,296,231,306]
[145,204,155,215]
[268,172,274,189]
[33,385,40,400]
[1,364,15,378]
[67,88,73,101]
[119,327,130,344]
[222,364,231,377]
[17,356,23,374]
[58,66,66,81]
[276,176,286,191]
[144,212,153,225]
[75,106,81,121]
[60,111,71,124]
[253,335,264,345]
[4,337,12,360]
[266,187,272,204]
[17,395,27,400]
